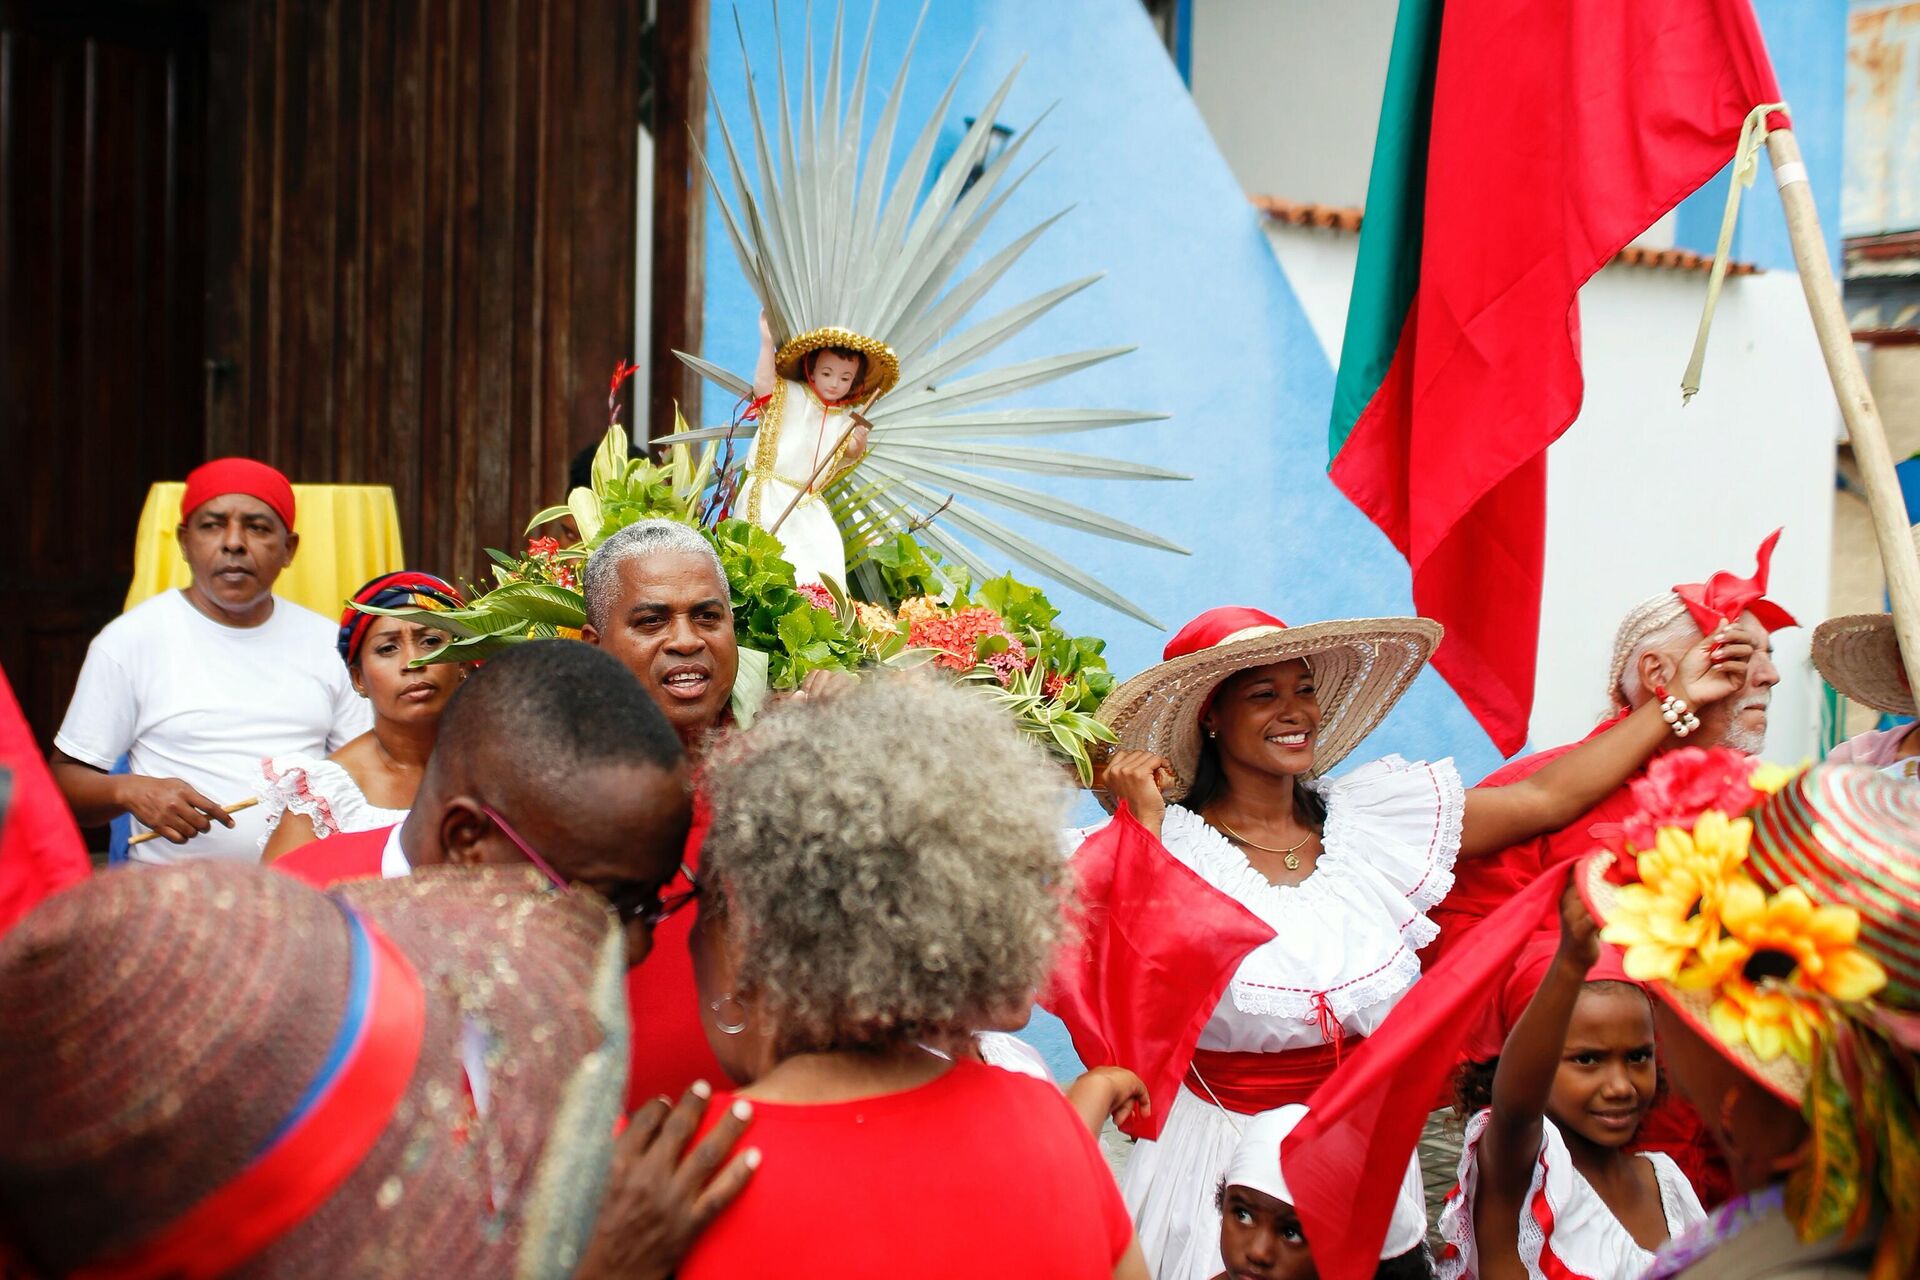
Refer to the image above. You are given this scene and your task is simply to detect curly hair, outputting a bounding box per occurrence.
[700,673,1071,1057]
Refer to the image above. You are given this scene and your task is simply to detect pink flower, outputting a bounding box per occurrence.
[1596,747,1769,863]
[798,582,835,612]
[908,606,1028,677]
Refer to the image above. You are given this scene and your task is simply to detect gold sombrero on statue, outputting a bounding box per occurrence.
[1096,606,1442,799]
[773,326,900,400]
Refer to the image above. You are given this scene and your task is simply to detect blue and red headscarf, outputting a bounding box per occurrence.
[337,572,464,667]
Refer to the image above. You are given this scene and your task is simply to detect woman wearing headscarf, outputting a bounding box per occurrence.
[1071,606,1753,1280]
[680,674,1148,1279]
[257,571,465,862]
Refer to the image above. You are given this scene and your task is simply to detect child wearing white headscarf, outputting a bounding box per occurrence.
[1211,1105,1432,1280]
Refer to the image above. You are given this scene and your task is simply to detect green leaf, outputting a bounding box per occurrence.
[480,581,587,627]
[524,506,573,535]
[730,647,772,728]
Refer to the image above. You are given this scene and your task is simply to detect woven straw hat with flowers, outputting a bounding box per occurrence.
[1095,606,1441,802]
[1577,754,1920,1275]
[0,863,628,1278]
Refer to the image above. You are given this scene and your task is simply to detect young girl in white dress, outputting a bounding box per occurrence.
[1438,885,1704,1280]
[257,572,464,861]
[1092,606,1750,1280]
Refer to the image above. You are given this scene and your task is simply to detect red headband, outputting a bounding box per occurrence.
[1672,528,1797,636]
[1163,606,1290,661]
[181,458,296,534]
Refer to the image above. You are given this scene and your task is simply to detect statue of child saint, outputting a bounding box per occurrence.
[740,313,887,588]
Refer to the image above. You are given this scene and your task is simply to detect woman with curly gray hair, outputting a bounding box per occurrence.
[676,674,1148,1279]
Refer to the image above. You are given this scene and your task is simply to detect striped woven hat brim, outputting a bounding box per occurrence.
[1747,763,1920,1009]
[0,864,625,1277]
[1095,616,1442,802]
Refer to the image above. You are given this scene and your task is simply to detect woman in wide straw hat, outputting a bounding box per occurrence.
[1088,605,1757,1280]
[1576,761,1920,1277]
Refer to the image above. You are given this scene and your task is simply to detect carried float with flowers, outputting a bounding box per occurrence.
[362,5,1187,781]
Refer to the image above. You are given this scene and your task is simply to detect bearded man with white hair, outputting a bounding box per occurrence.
[1421,530,1795,1211]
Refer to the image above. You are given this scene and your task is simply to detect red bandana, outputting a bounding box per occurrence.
[1672,528,1797,636]
[180,458,297,534]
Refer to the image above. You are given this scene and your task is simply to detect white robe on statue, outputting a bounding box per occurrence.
[1117,756,1464,1280]
[740,377,855,588]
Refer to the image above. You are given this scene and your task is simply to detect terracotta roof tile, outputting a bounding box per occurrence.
[1250,195,1758,275]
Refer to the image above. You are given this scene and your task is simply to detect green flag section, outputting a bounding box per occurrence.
[1324,0,1783,759]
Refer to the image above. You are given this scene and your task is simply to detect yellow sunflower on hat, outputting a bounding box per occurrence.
[1599,809,1756,983]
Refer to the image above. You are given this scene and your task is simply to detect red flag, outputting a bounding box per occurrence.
[1329,0,1784,754]
[0,670,90,934]
[1282,861,1576,1280]
[1041,804,1276,1140]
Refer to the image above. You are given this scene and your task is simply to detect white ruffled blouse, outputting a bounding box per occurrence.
[1162,754,1465,1054]
[256,754,408,854]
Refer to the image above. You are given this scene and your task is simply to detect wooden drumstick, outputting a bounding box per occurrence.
[127,796,259,846]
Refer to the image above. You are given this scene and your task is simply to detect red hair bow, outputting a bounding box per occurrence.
[1672,528,1798,636]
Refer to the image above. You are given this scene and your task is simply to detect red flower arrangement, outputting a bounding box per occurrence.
[1591,746,1788,876]
[797,582,835,612]
[907,606,1032,685]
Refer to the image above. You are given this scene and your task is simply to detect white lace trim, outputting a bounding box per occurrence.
[1312,753,1464,922]
[256,755,405,853]
[1225,944,1425,1020]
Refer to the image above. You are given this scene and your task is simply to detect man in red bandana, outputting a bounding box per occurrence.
[49,459,368,862]
[1425,530,1797,1207]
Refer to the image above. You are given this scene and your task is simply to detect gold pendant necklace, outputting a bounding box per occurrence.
[1211,819,1314,871]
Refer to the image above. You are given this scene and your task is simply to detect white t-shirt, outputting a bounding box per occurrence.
[54,590,370,864]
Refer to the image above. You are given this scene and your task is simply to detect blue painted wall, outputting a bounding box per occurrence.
[1672,0,1850,272]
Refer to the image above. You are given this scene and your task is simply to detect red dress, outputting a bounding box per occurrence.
[680,1059,1134,1279]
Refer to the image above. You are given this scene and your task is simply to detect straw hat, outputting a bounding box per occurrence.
[1095,606,1442,802]
[1580,762,1920,1106]
[0,864,627,1278]
[774,325,900,399]
[1809,527,1920,717]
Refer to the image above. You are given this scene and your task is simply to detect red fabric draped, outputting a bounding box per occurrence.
[1284,861,1577,1280]
[1041,804,1277,1140]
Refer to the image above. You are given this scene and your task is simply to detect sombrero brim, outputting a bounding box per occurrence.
[774,326,900,399]
[1095,616,1442,804]
[1578,855,1808,1107]
[1812,613,1913,717]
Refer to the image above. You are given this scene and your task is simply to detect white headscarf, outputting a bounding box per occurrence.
[1224,1105,1428,1260]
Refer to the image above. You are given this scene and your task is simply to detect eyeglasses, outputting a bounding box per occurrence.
[479,803,701,927]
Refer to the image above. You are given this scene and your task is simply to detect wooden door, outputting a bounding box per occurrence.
[0,0,208,747]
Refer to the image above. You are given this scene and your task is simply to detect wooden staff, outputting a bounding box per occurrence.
[767,391,881,536]
[127,796,260,846]
[1765,127,1920,705]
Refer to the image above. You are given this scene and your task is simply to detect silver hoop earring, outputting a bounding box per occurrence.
[709,993,749,1036]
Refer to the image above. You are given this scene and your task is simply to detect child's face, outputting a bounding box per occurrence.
[1547,984,1658,1149]
[1219,1184,1316,1280]
[808,350,861,402]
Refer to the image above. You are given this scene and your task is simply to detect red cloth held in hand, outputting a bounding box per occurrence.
[1040,803,1276,1140]
[0,670,89,935]
[1285,861,1578,1280]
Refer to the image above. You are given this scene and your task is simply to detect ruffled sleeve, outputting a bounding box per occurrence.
[256,755,385,852]
[1314,754,1463,918]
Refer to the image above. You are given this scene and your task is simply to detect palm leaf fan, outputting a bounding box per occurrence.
[675,0,1186,627]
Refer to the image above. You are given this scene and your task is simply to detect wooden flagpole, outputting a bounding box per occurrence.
[1766,126,1920,706]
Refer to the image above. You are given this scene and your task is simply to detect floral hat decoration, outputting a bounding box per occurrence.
[1578,753,1920,1272]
